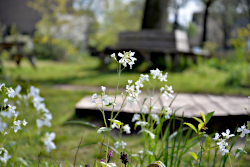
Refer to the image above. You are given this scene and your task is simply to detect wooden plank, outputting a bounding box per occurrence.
[224,96,250,114]
[207,95,247,115]
[190,94,228,116]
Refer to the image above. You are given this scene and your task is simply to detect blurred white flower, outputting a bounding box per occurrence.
[6,87,15,98]
[150,69,161,79]
[101,86,106,92]
[0,118,7,132]
[114,141,127,149]
[128,80,133,85]
[221,129,234,139]
[13,120,22,133]
[101,95,111,104]
[158,72,168,82]
[110,53,116,61]
[0,153,11,164]
[0,83,5,91]
[22,119,28,126]
[123,124,131,134]
[140,74,149,82]
[132,114,140,122]
[213,133,221,141]
[91,93,98,103]
[151,114,160,125]
[237,125,250,138]
[111,123,119,129]
[42,132,56,152]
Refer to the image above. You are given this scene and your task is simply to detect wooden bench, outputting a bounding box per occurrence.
[0,42,36,68]
[100,30,210,70]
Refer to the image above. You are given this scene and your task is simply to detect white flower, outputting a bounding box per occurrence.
[213,133,221,141]
[42,132,56,152]
[22,119,28,126]
[111,123,119,129]
[35,103,50,113]
[221,129,235,139]
[3,98,8,105]
[101,86,106,92]
[101,95,111,104]
[135,80,143,89]
[6,87,15,98]
[123,124,131,134]
[150,69,161,79]
[13,120,22,133]
[237,125,250,138]
[118,51,137,69]
[0,153,11,163]
[151,114,160,125]
[110,53,116,61]
[158,72,168,82]
[128,80,133,84]
[7,105,16,114]
[100,161,117,167]
[248,96,250,99]
[217,139,228,150]
[15,85,22,95]
[114,141,127,149]
[140,130,155,139]
[220,146,229,156]
[160,87,165,92]
[132,114,140,122]
[91,93,98,103]
[140,74,149,82]
[164,107,172,119]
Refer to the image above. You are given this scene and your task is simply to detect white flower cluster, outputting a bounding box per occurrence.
[213,129,235,156]
[117,51,137,69]
[27,86,52,130]
[91,86,115,106]
[42,132,56,152]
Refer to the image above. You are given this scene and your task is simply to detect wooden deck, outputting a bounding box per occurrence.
[75,93,250,117]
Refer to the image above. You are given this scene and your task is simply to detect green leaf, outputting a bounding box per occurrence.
[108,119,122,128]
[189,152,198,160]
[198,123,205,131]
[184,123,197,133]
[235,148,247,157]
[193,117,204,124]
[208,146,218,151]
[95,161,98,167]
[66,121,98,129]
[200,112,206,123]
[97,127,112,136]
[205,111,214,124]
[205,136,211,150]
[197,151,202,160]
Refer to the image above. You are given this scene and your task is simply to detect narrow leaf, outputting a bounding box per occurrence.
[198,123,205,131]
[205,111,215,124]
[97,127,112,136]
[200,112,206,123]
[184,123,197,133]
[193,117,203,124]
[66,121,98,129]
[205,136,211,150]
[189,152,198,160]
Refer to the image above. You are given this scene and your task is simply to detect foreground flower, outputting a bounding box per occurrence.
[118,51,137,69]
[42,132,56,152]
[100,161,116,167]
[120,152,129,167]
[237,125,250,138]
[132,114,140,122]
[0,153,11,164]
[221,129,235,139]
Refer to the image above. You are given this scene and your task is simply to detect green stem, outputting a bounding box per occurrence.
[228,154,232,167]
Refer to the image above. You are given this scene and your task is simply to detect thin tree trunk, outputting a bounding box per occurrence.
[201,1,212,47]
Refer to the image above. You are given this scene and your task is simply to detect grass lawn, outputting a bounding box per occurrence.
[1,56,250,96]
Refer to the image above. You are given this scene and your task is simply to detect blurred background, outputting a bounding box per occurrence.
[0,0,249,92]
[0,0,250,165]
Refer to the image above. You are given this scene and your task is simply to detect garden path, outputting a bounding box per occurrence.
[54,84,250,117]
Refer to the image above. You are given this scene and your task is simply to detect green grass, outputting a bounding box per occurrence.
[1,56,250,96]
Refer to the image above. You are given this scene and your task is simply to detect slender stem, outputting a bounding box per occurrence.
[228,153,232,167]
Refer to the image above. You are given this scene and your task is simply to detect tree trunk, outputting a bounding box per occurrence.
[201,1,212,47]
[141,0,170,30]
